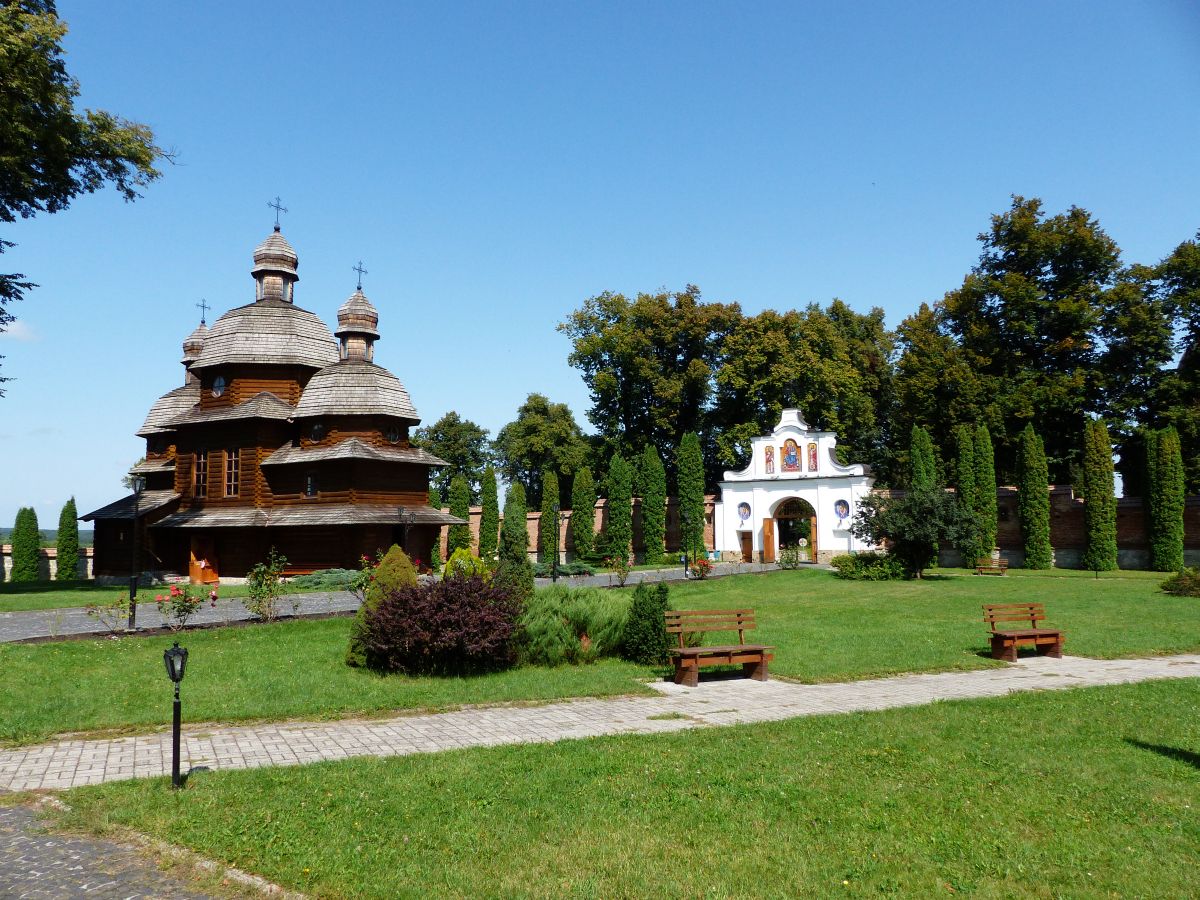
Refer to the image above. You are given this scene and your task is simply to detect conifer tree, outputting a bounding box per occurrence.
[974,425,998,559]
[428,485,443,510]
[1149,427,1185,571]
[604,455,633,563]
[55,497,79,581]
[1081,419,1118,571]
[677,432,706,560]
[570,466,596,560]
[446,474,472,554]
[1016,425,1053,569]
[11,507,40,582]
[499,482,528,564]
[909,425,937,490]
[477,465,499,561]
[539,469,560,563]
[953,424,977,562]
[640,445,667,563]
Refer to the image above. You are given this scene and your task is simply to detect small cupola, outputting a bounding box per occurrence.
[181,321,208,384]
[335,287,380,361]
[251,226,300,303]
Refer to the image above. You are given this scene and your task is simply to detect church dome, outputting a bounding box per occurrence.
[251,227,299,279]
[189,301,339,371]
[294,359,419,421]
[335,289,380,339]
[181,321,208,365]
[137,382,200,437]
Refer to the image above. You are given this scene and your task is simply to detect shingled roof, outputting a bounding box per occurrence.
[168,391,294,426]
[81,490,180,521]
[128,458,176,475]
[294,359,419,421]
[261,439,446,467]
[137,383,200,437]
[153,504,464,528]
[189,300,338,371]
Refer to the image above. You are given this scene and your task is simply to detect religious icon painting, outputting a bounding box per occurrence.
[782,439,801,472]
[764,445,775,474]
[834,499,850,528]
[737,502,751,522]
[808,442,818,472]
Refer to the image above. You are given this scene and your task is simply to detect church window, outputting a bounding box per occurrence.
[304,472,318,497]
[310,422,326,442]
[225,449,240,497]
[194,451,208,499]
[385,425,401,444]
[211,375,226,398]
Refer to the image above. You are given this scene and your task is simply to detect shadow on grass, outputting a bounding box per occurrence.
[1125,738,1200,771]
[0,581,111,596]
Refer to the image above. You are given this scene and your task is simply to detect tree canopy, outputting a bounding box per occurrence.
[493,393,587,508]
[413,412,491,500]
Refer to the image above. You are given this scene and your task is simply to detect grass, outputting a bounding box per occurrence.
[4,568,1198,747]
[664,567,1200,682]
[0,618,656,746]
[0,579,333,613]
[56,679,1200,898]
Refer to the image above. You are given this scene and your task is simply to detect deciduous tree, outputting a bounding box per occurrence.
[493,393,587,508]
[413,412,491,500]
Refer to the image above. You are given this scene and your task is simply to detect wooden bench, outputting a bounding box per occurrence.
[664,608,774,687]
[975,557,1009,576]
[983,603,1064,662]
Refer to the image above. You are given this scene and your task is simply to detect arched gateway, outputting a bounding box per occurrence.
[713,409,875,564]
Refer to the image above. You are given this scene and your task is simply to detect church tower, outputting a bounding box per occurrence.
[335,288,380,361]
[251,224,299,303]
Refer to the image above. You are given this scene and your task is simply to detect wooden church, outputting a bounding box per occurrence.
[83,221,461,581]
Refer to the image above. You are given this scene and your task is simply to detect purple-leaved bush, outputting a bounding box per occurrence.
[362,575,521,675]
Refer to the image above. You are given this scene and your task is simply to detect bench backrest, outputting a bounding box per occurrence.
[983,602,1047,631]
[976,557,1009,567]
[664,609,755,648]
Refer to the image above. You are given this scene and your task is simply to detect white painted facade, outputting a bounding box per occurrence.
[713,409,876,563]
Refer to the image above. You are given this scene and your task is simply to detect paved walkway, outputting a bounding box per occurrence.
[0,562,781,643]
[2,653,1197,792]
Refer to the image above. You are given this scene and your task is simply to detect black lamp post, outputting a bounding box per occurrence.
[550,504,561,583]
[681,509,691,578]
[163,641,188,789]
[397,506,415,553]
[128,475,145,631]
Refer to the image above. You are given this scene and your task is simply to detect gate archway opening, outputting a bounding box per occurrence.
[775,497,817,563]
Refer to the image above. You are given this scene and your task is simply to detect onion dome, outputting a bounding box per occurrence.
[335,288,380,360]
[295,359,419,422]
[190,302,338,371]
[251,226,299,302]
[181,321,208,368]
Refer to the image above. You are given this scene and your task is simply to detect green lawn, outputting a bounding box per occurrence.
[0,580,333,613]
[3,568,1197,747]
[56,679,1200,898]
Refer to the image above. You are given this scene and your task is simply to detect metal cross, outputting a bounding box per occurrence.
[195,298,211,325]
[268,196,288,228]
[353,261,368,291]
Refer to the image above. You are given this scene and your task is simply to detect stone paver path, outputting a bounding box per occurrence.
[2,653,1197,792]
[0,804,215,899]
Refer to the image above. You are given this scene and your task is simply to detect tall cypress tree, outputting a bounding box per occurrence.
[539,469,560,563]
[953,424,977,562]
[477,465,499,561]
[1016,425,1053,569]
[677,432,706,560]
[1149,427,1185,571]
[570,466,596,560]
[11,507,41,582]
[428,485,443,510]
[974,425,998,559]
[499,482,528,564]
[604,455,633,562]
[447,474,472,554]
[909,425,937,490]
[56,497,79,581]
[1081,419,1118,571]
[640,445,667,563]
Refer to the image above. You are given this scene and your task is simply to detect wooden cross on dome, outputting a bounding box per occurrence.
[196,298,211,325]
[268,196,288,230]
[353,260,368,291]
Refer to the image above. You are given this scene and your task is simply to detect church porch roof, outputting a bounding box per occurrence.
[168,391,294,426]
[152,504,464,529]
[261,439,446,467]
[81,490,181,521]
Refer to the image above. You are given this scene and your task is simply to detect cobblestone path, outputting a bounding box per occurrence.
[2,653,1196,792]
[0,804,215,899]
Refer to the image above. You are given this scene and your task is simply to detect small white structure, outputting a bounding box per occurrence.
[714,409,875,564]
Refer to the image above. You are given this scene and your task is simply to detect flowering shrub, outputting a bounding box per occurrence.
[604,554,632,587]
[153,583,211,632]
[362,575,521,675]
[84,594,132,634]
[689,557,714,579]
[245,547,292,622]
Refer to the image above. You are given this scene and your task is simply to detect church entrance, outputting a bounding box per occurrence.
[775,497,816,563]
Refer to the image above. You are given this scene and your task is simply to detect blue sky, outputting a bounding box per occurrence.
[2,0,1199,527]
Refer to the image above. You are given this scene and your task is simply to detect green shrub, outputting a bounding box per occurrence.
[973,425,998,560]
[447,474,472,554]
[620,582,671,665]
[288,568,357,590]
[1016,425,1053,569]
[444,547,491,580]
[500,483,528,564]
[478,465,499,561]
[1149,427,1185,572]
[778,545,803,569]
[539,469,560,562]
[604,454,633,562]
[346,545,418,667]
[531,560,596,577]
[640,445,667,561]
[677,433,705,560]
[1160,567,1200,596]
[56,497,79,580]
[11,507,40,582]
[829,552,906,581]
[518,585,629,666]
[570,466,596,559]
[493,557,535,605]
[245,547,290,622]
[1082,419,1118,571]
